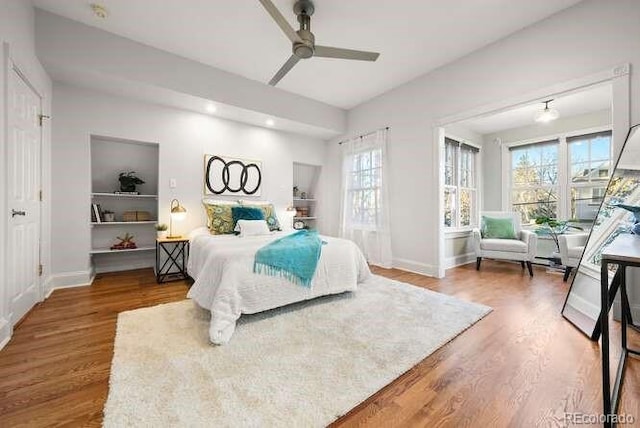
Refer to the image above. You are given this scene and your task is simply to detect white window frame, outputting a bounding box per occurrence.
[443,136,481,232]
[502,126,612,226]
[345,147,382,230]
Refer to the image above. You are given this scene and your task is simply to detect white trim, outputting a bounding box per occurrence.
[445,252,476,269]
[435,64,629,127]
[46,270,95,291]
[434,127,446,278]
[444,229,473,238]
[392,257,438,278]
[566,293,600,321]
[0,318,10,351]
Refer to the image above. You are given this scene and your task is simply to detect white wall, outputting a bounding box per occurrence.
[325,0,640,277]
[482,108,612,211]
[0,0,52,348]
[50,83,328,286]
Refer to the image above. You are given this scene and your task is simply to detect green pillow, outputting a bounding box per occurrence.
[481,216,517,239]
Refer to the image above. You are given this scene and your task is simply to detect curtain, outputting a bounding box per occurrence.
[339,128,392,268]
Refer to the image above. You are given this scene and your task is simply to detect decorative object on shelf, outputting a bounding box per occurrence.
[610,203,640,235]
[296,207,309,217]
[204,154,262,196]
[293,186,299,197]
[110,232,137,250]
[168,199,187,239]
[534,216,584,252]
[293,219,306,230]
[534,99,560,123]
[103,210,116,222]
[156,223,168,239]
[300,192,307,199]
[285,206,298,229]
[122,210,152,222]
[118,171,145,193]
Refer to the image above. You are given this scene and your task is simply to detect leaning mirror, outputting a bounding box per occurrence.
[562,124,640,338]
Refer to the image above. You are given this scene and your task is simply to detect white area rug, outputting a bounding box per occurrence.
[103,274,491,427]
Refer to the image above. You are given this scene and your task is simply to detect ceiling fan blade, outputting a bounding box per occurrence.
[258,0,303,44]
[269,55,301,86]
[314,45,380,61]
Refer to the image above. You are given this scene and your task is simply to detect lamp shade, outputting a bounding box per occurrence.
[168,199,187,239]
[534,100,559,123]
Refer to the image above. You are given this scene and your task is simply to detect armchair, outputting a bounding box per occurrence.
[472,211,538,276]
[558,232,588,282]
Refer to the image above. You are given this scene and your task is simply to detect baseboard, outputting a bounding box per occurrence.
[0,318,11,352]
[566,292,600,321]
[46,270,94,295]
[445,252,476,270]
[392,257,439,278]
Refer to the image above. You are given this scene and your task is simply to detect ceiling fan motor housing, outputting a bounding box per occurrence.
[294,30,315,58]
[293,0,315,58]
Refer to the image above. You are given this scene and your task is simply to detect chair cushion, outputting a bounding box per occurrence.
[568,246,585,259]
[480,238,528,253]
[481,216,517,239]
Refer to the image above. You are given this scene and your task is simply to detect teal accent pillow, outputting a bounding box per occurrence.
[232,206,265,232]
[481,216,517,239]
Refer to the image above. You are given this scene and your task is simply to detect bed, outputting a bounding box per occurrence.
[187,228,371,344]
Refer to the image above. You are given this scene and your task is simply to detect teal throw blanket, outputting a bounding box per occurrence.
[253,230,323,287]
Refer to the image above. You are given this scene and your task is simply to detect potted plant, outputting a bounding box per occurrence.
[118,171,145,193]
[155,223,168,239]
[103,210,116,222]
[534,216,584,264]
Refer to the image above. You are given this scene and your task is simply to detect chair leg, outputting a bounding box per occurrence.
[520,261,525,269]
[563,266,573,282]
[476,257,482,271]
[526,261,534,277]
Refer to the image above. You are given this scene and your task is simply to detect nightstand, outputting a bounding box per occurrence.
[156,237,189,283]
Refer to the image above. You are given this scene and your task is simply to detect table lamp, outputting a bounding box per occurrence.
[168,198,187,239]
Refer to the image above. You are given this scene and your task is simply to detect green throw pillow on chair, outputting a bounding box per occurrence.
[481,216,517,239]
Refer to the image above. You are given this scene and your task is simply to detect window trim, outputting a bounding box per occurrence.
[444,135,481,231]
[502,125,612,225]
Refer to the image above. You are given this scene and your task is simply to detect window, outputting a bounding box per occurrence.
[345,148,381,228]
[508,130,612,224]
[509,140,559,224]
[444,137,479,228]
[568,132,612,220]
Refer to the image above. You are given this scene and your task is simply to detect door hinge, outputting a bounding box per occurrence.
[38,264,43,277]
[39,190,43,201]
[38,114,50,127]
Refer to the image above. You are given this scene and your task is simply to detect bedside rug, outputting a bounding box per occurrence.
[103,274,491,427]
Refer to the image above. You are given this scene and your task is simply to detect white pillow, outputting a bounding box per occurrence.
[236,220,271,237]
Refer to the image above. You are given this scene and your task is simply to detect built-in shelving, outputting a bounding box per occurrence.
[91,192,158,199]
[293,162,321,230]
[90,135,159,274]
[89,246,155,255]
[90,221,157,226]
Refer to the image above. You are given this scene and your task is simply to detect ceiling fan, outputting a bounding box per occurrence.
[258,0,380,86]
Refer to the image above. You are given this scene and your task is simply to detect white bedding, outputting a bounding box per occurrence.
[187,229,371,344]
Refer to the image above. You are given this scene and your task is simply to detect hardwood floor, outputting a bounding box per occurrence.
[0,262,637,427]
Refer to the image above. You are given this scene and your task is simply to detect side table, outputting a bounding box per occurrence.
[156,237,189,283]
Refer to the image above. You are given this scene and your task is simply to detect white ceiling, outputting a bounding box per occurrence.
[32,0,582,109]
[462,84,612,135]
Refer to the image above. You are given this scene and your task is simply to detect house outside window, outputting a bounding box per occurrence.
[444,137,479,229]
[507,130,612,225]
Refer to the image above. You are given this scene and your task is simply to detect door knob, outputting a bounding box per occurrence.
[11,209,26,217]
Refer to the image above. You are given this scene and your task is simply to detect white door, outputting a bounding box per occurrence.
[7,65,42,325]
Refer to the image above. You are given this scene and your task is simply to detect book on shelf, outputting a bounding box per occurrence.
[113,191,140,195]
[92,203,102,223]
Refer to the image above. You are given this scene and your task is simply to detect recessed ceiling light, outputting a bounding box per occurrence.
[206,104,217,113]
[265,119,275,127]
[90,3,109,19]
